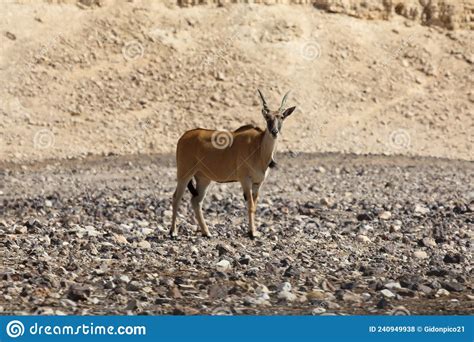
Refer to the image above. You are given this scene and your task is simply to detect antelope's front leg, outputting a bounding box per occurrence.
[241,178,259,239]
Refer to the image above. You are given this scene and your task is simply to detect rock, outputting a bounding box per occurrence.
[255,285,270,295]
[114,234,129,244]
[126,281,141,292]
[443,253,463,264]
[414,204,430,215]
[379,211,392,220]
[356,235,371,243]
[167,286,183,299]
[216,243,234,256]
[14,225,27,234]
[238,255,252,265]
[283,266,300,277]
[413,250,428,259]
[215,259,231,272]
[384,282,402,290]
[341,291,362,303]
[277,290,297,302]
[125,299,139,311]
[441,281,465,292]
[356,213,373,221]
[137,240,151,249]
[208,284,228,299]
[417,284,433,294]
[277,282,292,292]
[118,275,130,283]
[67,285,91,301]
[436,288,450,296]
[380,289,396,298]
[421,237,437,248]
[306,290,327,301]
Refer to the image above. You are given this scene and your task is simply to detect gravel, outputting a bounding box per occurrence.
[0,153,472,315]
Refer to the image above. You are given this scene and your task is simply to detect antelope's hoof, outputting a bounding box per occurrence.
[249,231,261,239]
[169,230,178,239]
[202,232,213,238]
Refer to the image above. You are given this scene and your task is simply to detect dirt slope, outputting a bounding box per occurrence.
[0,0,473,162]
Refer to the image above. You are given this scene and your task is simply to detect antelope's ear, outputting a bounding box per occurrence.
[282,106,296,119]
[261,109,270,120]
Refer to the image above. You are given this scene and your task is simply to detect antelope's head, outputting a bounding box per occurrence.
[257,89,296,138]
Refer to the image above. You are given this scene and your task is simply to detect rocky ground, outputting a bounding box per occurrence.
[0,153,472,315]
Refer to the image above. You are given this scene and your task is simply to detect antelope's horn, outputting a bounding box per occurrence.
[279,91,291,111]
[257,89,269,112]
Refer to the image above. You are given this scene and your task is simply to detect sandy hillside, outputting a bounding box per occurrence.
[0,0,473,162]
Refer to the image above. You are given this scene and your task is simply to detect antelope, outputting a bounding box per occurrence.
[169,90,296,239]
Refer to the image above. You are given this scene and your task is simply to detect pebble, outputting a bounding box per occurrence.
[277,290,297,302]
[384,282,402,290]
[380,289,396,298]
[443,253,463,264]
[436,289,450,296]
[379,211,392,220]
[356,235,371,243]
[137,240,151,249]
[414,204,430,214]
[413,250,429,259]
[215,259,231,272]
[278,282,292,292]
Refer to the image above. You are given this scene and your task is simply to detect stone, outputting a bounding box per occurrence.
[306,290,327,301]
[356,235,371,243]
[379,211,392,220]
[384,282,402,290]
[137,240,151,249]
[278,282,292,292]
[441,281,465,292]
[413,250,428,259]
[126,299,139,311]
[341,291,362,303]
[414,204,430,214]
[114,234,129,244]
[277,290,297,302]
[167,286,183,299]
[421,237,437,248]
[67,285,91,301]
[208,284,228,299]
[380,289,396,298]
[443,253,463,264]
[216,259,231,272]
[436,288,450,296]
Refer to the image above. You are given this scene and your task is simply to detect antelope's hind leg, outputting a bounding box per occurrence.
[191,175,212,237]
[169,178,191,238]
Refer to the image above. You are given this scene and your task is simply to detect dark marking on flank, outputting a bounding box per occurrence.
[187,180,198,197]
[269,159,277,169]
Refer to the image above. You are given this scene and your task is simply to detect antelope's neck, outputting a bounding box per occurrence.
[260,130,277,170]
